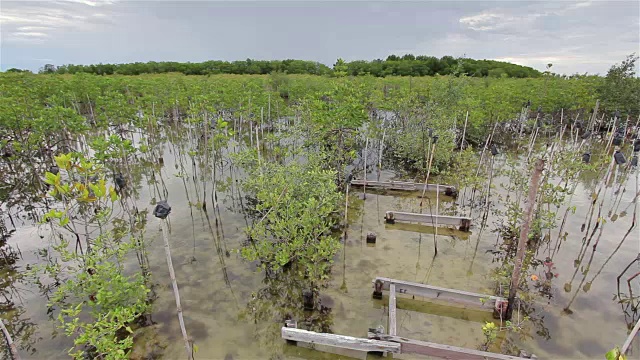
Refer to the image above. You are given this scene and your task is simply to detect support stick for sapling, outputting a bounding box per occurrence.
[154,201,193,360]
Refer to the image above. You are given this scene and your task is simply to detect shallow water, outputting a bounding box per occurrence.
[1,130,639,360]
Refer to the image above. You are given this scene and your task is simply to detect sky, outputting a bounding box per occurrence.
[1,0,639,74]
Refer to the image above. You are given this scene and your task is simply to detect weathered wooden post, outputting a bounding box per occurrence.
[505,159,545,321]
[154,201,194,360]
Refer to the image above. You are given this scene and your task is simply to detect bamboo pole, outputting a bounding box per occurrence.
[461,111,469,149]
[505,159,545,320]
[363,136,369,198]
[419,139,437,208]
[154,202,194,360]
[0,318,20,360]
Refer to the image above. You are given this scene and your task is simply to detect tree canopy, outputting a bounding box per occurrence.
[43,55,542,78]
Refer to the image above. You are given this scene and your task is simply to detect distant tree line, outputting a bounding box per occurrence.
[336,55,541,78]
[52,59,333,76]
[6,54,542,78]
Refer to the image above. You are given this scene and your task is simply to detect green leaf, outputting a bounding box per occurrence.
[110,187,118,202]
[60,216,70,227]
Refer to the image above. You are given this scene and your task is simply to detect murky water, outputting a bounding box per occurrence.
[1,127,639,360]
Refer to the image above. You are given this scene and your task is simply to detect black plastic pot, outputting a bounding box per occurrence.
[490,144,498,156]
[612,137,623,146]
[614,151,626,165]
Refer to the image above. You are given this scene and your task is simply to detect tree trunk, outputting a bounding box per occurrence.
[505,159,545,320]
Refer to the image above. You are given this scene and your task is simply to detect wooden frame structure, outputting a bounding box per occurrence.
[350,179,457,197]
[281,277,536,360]
[384,211,472,232]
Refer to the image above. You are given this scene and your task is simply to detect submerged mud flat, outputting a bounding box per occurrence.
[2,127,638,360]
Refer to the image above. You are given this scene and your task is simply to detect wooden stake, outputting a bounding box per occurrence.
[505,159,545,320]
[461,111,469,149]
[419,141,437,208]
[160,220,194,360]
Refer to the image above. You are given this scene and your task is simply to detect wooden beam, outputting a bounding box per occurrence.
[389,283,397,336]
[373,277,503,310]
[385,222,471,239]
[369,334,529,360]
[371,296,496,324]
[350,180,457,196]
[385,211,472,231]
[281,327,401,354]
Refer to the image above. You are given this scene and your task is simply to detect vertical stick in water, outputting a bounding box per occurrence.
[378,126,386,181]
[363,136,368,198]
[154,202,193,360]
[434,184,439,255]
[461,111,469,150]
[419,138,436,209]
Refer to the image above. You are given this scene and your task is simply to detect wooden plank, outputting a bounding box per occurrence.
[350,180,456,195]
[373,277,502,310]
[622,317,640,355]
[389,283,397,336]
[372,296,496,324]
[281,327,401,354]
[371,334,528,360]
[385,222,471,239]
[386,211,471,229]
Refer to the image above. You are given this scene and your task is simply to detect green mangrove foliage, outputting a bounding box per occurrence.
[39,152,150,359]
[237,151,342,281]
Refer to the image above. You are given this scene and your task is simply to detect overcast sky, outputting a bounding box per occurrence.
[1,0,639,74]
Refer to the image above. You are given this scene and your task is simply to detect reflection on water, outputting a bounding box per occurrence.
[0,125,639,360]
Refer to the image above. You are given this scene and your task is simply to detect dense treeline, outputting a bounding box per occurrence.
[21,54,541,78]
[336,55,541,78]
[51,59,332,76]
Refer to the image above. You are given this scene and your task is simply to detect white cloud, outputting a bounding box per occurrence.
[16,26,54,32]
[56,0,117,6]
[459,1,596,33]
[12,32,50,38]
[459,11,542,32]
[0,2,117,44]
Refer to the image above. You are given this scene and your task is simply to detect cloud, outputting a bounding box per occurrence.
[459,1,596,33]
[12,32,50,38]
[16,26,54,32]
[0,1,118,44]
[459,12,542,32]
